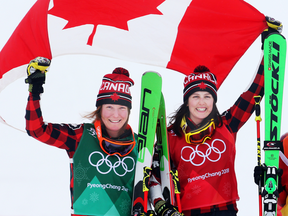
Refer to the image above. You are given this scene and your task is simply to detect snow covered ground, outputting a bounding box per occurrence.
[0,0,288,215]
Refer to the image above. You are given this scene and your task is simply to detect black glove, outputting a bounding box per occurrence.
[277,167,284,194]
[254,165,266,187]
[254,165,284,194]
[261,16,283,49]
[154,200,184,216]
[25,57,51,94]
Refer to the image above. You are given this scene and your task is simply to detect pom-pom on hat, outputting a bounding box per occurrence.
[96,67,134,109]
[183,65,217,102]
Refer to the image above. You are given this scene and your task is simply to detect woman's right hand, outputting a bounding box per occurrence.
[25,56,51,94]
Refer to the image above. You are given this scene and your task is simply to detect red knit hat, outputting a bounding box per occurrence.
[183,65,217,102]
[96,67,134,109]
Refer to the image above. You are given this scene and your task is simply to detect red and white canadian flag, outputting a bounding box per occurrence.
[0,0,267,93]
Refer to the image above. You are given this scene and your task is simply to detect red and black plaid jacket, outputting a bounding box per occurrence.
[26,94,86,215]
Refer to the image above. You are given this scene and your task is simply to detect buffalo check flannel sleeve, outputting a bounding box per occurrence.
[25,93,84,157]
[222,57,264,134]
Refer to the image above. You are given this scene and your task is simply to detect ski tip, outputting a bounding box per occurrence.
[143,71,162,77]
[266,32,286,40]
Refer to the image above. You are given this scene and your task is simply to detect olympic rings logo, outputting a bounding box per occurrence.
[181,139,226,166]
[88,151,135,177]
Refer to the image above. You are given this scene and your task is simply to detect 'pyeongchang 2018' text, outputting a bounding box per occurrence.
[187,168,229,183]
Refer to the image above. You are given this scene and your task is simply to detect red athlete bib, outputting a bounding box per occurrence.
[169,125,239,210]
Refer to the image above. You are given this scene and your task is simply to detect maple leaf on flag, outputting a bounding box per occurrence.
[48,0,165,46]
[111,93,120,101]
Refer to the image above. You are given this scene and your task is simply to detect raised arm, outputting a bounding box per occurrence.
[25,57,83,158]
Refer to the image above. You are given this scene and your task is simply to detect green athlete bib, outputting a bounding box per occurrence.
[73,123,138,216]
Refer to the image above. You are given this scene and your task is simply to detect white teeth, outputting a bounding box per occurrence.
[110,120,120,123]
[197,108,206,111]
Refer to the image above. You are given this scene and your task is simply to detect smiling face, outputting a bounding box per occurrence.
[101,104,129,138]
[187,91,214,125]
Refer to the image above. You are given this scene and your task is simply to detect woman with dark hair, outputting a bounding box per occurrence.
[150,62,264,216]
[168,90,223,139]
